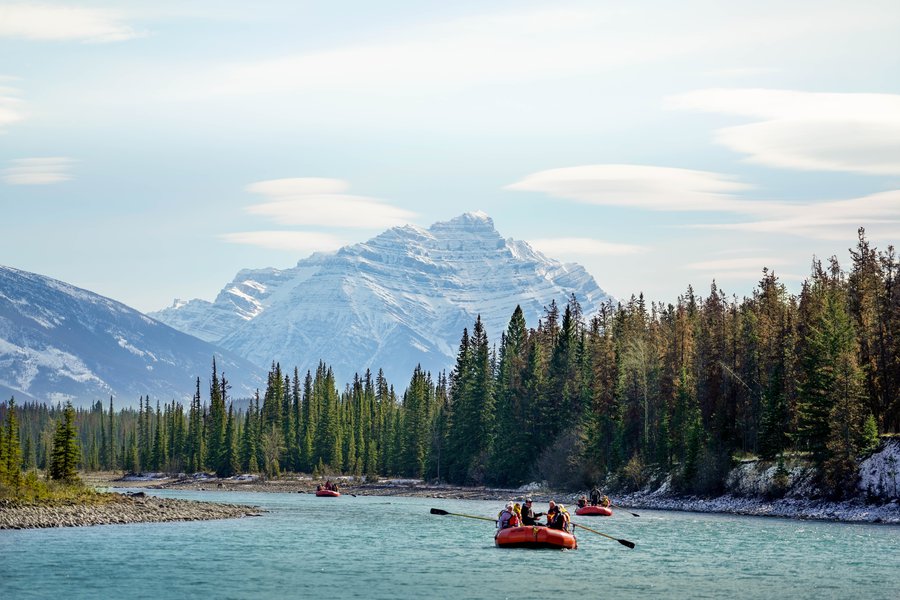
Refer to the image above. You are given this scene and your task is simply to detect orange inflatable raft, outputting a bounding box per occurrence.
[494,526,577,550]
[315,489,340,497]
[575,505,613,516]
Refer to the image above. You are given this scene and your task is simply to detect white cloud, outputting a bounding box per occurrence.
[684,257,806,283]
[529,237,649,256]
[245,178,348,196]
[506,164,764,212]
[244,177,416,229]
[686,257,789,271]
[2,157,74,185]
[0,4,140,43]
[203,4,892,97]
[667,88,900,175]
[703,67,780,78]
[509,163,900,242]
[0,84,26,132]
[219,231,346,253]
[696,190,900,241]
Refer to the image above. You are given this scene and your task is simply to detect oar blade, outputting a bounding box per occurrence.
[430,507,450,516]
[618,538,636,549]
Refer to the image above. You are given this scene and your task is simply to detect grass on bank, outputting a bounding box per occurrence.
[0,471,117,507]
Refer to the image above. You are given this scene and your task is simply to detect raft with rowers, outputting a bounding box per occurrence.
[494,498,577,549]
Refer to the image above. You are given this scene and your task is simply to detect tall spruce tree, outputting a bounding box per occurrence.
[49,401,79,482]
[207,359,226,473]
[4,398,22,489]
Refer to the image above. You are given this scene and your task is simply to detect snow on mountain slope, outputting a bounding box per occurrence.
[151,213,612,386]
[0,266,263,407]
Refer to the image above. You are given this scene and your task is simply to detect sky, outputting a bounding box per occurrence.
[2,0,900,314]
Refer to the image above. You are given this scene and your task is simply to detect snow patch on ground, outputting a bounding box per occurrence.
[116,335,147,358]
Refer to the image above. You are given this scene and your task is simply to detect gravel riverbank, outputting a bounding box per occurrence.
[0,493,262,530]
[85,472,900,524]
[614,491,900,523]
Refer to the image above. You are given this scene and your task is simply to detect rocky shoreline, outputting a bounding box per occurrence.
[0,492,262,530]
[614,491,900,524]
[92,472,900,525]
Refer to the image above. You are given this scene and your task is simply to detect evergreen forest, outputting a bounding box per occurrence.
[2,231,898,498]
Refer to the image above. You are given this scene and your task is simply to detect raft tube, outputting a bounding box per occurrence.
[575,505,613,516]
[315,489,340,497]
[495,526,577,550]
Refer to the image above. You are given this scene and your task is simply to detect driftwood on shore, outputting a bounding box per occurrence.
[0,494,262,530]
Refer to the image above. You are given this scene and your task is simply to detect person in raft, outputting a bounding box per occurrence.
[520,498,544,526]
[589,486,602,506]
[547,503,571,531]
[577,494,588,509]
[497,502,518,529]
[513,502,522,525]
[544,500,557,526]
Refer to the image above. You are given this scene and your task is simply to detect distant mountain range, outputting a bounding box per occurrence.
[0,213,612,407]
[0,266,262,408]
[151,212,612,385]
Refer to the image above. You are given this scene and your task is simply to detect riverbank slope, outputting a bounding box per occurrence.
[0,491,261,529]
[85,470,900,524]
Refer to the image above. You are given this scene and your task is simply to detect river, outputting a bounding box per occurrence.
[1,489,898,599]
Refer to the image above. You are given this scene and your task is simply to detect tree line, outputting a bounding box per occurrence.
[2,230,896,498]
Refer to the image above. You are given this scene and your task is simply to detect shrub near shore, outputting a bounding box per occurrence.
[0,470,114,507]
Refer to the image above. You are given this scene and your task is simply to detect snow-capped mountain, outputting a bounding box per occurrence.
[151,212,612,386]
[0,265,263,408]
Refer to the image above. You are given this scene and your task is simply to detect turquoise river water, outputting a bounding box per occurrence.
[1,489,898,599]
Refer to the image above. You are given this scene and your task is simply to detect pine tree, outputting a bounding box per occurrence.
[795,260,857,464]
[240,391,260,473]
[282,373,295,472]
[49,401,79,482]
[152,400,165,471]
[99,400,108,472]
[401,365,431,477]
[207,358,226,473]
[0,410,6,485]
[220,404,240,477]
[488,306,530,484]
[126,429,139,474]
[107,396,116,470]
[4,398,22,489]
[444,327,472,483]
[186,377,205,473]
[822,344,868,497]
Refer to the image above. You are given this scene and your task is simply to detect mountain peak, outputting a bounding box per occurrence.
[151,213,611,386]
[430,212,498,238]
[440,211,493,227]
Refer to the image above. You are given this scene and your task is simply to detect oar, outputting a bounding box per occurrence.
[611,504,640,517]
[572,522,636,549]
[430,507,496,523]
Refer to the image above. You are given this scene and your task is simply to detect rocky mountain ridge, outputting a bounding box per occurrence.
[0,265,262,407]
[152,212,612,384]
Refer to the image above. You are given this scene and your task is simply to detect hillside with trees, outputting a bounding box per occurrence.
[2,231,897,500]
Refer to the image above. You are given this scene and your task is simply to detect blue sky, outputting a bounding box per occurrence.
[2,0,899,313]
